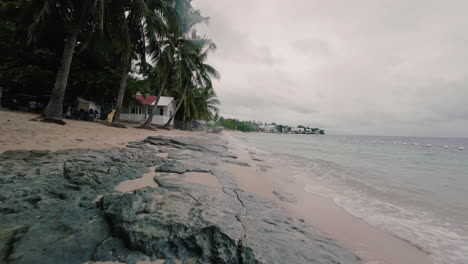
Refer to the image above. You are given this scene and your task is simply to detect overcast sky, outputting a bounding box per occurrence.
[193,0,468,137]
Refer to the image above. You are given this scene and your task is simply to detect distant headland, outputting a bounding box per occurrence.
[212,116,325,134]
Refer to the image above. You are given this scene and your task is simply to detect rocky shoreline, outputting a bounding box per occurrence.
[0,134,361,264]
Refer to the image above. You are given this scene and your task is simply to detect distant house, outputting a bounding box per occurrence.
[120,95,176,125]
[260,124,277,133]
[291,127,304,134]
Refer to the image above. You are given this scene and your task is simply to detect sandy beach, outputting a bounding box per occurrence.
[0,110,196,153]
[0,110,429,263]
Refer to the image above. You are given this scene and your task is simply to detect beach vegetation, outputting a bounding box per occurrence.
[141,1,219,128]
[214,117,261,132]
[26,0,108,121]
[1,0,218,128]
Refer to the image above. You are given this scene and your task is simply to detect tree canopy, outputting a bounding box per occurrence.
[0,0,219,127]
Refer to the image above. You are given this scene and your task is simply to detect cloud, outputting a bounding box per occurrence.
[193,0,468,137]
[291,39,330,56]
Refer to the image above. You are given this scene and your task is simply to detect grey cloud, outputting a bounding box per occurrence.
[291,39,330,56]
[222,91,319,116]
[193,0,468,137]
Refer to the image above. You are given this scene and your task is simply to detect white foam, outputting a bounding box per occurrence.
[230,133,468,264]
[332,195,468,264]
[283,156,468,264]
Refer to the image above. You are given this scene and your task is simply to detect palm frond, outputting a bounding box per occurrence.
[28,0,57,43]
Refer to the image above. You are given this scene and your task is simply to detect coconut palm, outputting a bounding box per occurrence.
[28,0,105,120]
[163,36,219,127]
[197,86,220,120]
[142,38,176,126]
[109,0,177,124]
[143,0,211,126]
[179,85,219,129]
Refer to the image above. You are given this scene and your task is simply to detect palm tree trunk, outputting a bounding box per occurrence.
[112,59,131,123]
[164,98,182,127]
[143,82,165,126]
[43,29,79,120]
[164,84,189,127]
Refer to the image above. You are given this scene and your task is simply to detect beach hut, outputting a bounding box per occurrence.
[120,95,176,126]
[76,97,101,114]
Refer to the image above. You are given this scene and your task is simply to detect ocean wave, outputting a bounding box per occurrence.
[230,133,468,264]
[332,191,468,264]
[296,157,468,264]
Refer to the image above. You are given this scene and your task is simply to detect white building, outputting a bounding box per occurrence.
[260,124,277,133]
[120,95,176,125]
[291,127,304,133]
[77,97,101,114]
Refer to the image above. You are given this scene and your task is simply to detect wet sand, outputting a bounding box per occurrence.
[115,167,160,192]
[115,169,223,194]
[221,132,432,264]
[183,172,223,189]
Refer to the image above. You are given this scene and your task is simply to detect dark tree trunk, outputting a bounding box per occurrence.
[43,29,79,120]
[164,97,183,127]
[143,82,165,126]
[164,84,189,127]
[112,60,131,123]
[182,114,186,130]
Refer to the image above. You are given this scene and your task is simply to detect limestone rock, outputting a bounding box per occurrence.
[0,135,361,264]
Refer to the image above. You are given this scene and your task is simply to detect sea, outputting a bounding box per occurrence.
[231,133,468,264]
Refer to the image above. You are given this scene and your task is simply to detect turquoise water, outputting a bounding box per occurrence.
[233,133,468,264]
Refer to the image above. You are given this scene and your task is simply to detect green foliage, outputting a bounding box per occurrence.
[0,0,58,95]
[2,0,220,127]
[146,1,220,126]
[214,116,326,134]
[215,117,261,132]
[0,0,120,104]
[275,124,284,133]
[127,77,151,96]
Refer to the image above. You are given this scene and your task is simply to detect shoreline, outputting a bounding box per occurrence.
[0,110,431,263]
[223,131,431,264]
[0,110,360,263]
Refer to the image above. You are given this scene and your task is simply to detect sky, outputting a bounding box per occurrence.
[192,0,468,137]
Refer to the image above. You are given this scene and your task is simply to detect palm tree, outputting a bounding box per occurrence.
[28,0,105,121]
[179,85,219,129]
[108,0,176,124]
[198,86,220,120]
[143,0,211,127]
[142,38,175,126]
[163,37,219,127]
[164,81,189,127]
